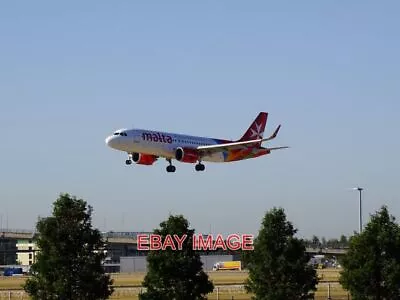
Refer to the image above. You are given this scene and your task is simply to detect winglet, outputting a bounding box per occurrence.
[263,125,281,141]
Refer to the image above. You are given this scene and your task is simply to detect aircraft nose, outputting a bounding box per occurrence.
[105,135,119,149]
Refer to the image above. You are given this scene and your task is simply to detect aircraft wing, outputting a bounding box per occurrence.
[197,125,288,154]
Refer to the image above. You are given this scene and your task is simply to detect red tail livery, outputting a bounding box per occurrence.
[238,112,268,146]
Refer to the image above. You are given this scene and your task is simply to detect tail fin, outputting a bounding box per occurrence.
[238,112,268,144]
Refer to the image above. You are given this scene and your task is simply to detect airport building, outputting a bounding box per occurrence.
[101,231,241,273]
[16,239,38,266]
[1,230,242,273]
[0,238,17,265]
[0,230,34,266]
[1,230,345,274]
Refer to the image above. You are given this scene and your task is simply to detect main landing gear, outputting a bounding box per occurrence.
[165,159,205,172]
[195,162,205,171]
[166,159,176,173]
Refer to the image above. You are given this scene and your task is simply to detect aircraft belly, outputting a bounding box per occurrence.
[123,138,227,162]
[201,152,225,163]
[139,143,173,158]
[118,140,166,158]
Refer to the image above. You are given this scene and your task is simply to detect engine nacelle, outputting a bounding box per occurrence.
[175,147,199,163]
[131,153,157,165]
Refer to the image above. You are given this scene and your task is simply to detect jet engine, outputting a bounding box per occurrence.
[175,147,199,163]
[131,153,157,165]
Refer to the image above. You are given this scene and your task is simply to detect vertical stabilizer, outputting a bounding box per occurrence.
[238,112,268,145]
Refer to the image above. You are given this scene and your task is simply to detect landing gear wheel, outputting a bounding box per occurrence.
[166,165,176,173]
[166,158,176,173]
[195,163,205,171]
[125,159,132,165]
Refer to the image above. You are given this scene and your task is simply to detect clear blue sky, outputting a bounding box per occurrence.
[1,1,399,240]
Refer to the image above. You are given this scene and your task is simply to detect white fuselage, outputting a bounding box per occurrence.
[105,128,226,162]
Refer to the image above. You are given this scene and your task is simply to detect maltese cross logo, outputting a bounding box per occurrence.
[250,122,264,139]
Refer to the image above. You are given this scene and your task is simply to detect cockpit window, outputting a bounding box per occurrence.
[113,132,127,136]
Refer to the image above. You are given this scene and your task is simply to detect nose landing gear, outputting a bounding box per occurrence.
[125,153,133,165]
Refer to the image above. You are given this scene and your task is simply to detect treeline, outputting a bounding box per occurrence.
[24,193,400,299]
[24,193,318,299]
[304,234,350,249]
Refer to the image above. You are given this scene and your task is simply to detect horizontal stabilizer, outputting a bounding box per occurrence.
[267,146,289,151]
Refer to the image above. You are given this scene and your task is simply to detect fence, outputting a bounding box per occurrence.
[0,284,352,300]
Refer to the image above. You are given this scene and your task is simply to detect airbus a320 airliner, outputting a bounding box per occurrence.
[105,112,288,172]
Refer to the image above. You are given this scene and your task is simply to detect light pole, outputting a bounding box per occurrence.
[353,187,363,233]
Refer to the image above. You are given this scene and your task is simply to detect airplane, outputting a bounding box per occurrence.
[105,112,288,173]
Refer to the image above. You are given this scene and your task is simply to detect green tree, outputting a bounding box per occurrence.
[139,214,214,300]
[23,193,114,300]
[326,238,339,248]
[311,235,320,248]
[339,234,348,248]
[340,206,400,300]
[244,207,318,300]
